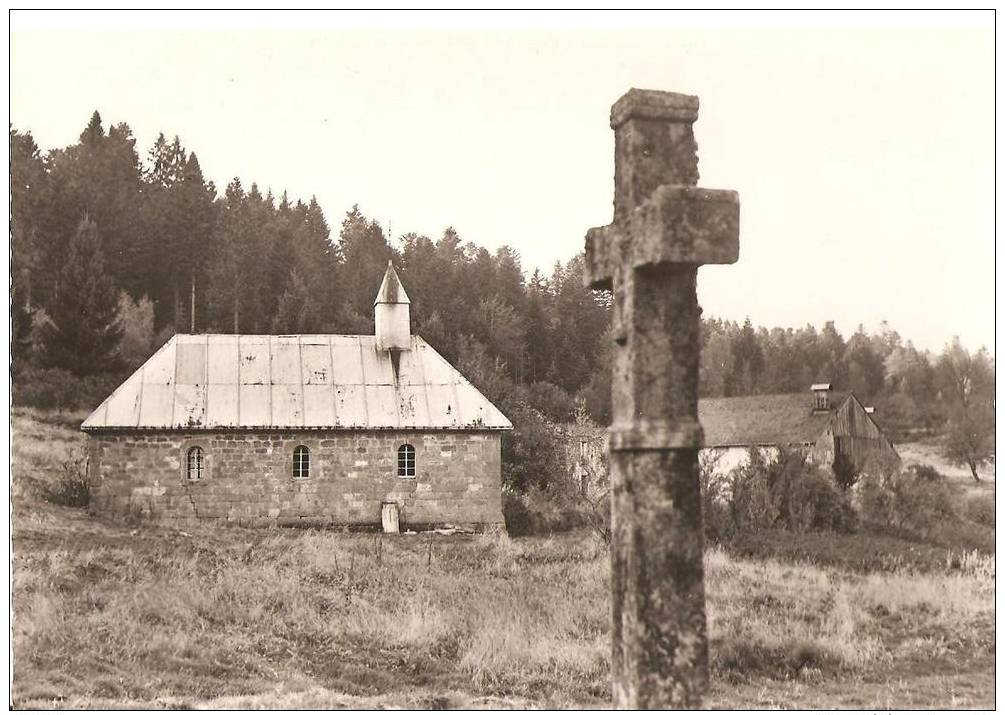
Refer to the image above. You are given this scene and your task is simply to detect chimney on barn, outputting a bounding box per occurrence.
[864,406,876,414]
[811,383,832,413]
[374,261,411,352]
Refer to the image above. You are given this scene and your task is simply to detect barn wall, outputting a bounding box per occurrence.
[700,445,782,477]
[810,396,900,471]
[85,430,504,530]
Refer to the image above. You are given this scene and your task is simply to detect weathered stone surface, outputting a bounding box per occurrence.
[86,430,504,530]
[586,88,740,709]
[628,186,739,267]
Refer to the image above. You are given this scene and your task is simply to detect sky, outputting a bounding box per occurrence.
[8,11,996,355]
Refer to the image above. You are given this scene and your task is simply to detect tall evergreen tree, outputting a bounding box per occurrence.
[271,266,324,333]
[727,318,765,395]
[819,320,848,387]
[845,325,886,398]
[549,255,607,393]
[47,113,143,294]
[175,152,217,332]
[206,178,251,332]
[336,205,392,330]
[37,218,123,375]
[524,269,554,383]
[10,128,47,367]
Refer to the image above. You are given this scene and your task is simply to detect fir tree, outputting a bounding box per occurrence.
[38,217,123,375]
[271,266,324,333]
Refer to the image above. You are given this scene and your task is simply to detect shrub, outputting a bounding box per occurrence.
[700,449,780,543]
[500,404,566,494]
[502,486,535,536]
[855,471,897,527]
[773,460,857,533]
[12,367,79,411]
[906,463,943,483]
[832,450,858,490]
[501,484,575,536]
[727,449,780,534]
[43,450,91,508]
[893,474,956,533]
[12,366,125,412]
[700,452,732,543]
[856,466,957,539]
[523,381,577,423]
[964,494,995,528]
[702,448,857,544]
[502,479,610,542]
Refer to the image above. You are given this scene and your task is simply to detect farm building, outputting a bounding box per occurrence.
[568,385,900,492]
[81,263,511,531]
[699,384,900,477]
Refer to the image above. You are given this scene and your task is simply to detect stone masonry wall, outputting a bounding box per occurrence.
[85,430,505,530]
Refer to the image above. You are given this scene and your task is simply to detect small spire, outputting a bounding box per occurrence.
[374,260,410,306]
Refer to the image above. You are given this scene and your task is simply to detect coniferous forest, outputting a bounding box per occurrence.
[9,113,995,486]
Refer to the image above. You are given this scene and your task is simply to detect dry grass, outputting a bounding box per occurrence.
[9,411,996,709]
[898,441,996,488]
[12,526,994,709]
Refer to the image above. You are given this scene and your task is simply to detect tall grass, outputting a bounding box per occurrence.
[12,527,995,708]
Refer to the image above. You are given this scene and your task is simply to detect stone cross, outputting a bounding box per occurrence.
[584,89,740,708]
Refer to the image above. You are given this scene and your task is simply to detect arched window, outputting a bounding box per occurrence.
[293,445,310,479]
[186,446,204,481]
[397,444,416,478]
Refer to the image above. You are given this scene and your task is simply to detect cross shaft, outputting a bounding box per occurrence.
[584,88,740,709]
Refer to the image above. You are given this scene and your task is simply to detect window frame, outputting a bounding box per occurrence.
[184,444,207,482]
[292,445,310,480]
[286,439,321,481]
[179,439,213,482]
[397,443,416,479]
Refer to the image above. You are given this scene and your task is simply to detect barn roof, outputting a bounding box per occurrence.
[82,334,511,432]
[698,392,849,447]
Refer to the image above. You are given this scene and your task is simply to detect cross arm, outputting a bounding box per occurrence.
[584,186,740,290]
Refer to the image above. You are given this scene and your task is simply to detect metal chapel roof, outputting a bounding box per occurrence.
[81,334,512,431]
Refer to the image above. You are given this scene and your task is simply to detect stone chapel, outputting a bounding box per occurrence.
[82,263,511,531]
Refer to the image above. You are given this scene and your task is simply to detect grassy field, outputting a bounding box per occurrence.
[10,409,996,709]
[897,440,996,486]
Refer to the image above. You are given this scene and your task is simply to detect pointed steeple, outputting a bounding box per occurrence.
[374,261,411,351]
[374,260,411,306]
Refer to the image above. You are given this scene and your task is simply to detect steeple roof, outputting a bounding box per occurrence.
[374,261,410,305]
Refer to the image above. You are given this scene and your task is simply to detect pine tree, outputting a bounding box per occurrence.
[206,178,250,332]
[46,112,143,297]
[337,205,392,330]
[176,152,217,331]
[137,134,218,332]
[10,128,47,368]
[145,133,187,187]
[524,268,554,383]
[38,218,123,375]
[271,266,324,333]
[819,320,848,387]
[845,325,885,397]
[727,318,765,395]
[80,110,104,146]
[549,255,608,393]
[399,232,440,327]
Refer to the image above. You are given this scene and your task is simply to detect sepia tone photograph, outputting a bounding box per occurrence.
[7,10,995,710]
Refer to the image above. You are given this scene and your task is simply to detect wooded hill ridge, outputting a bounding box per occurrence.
[9,113,994,471]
